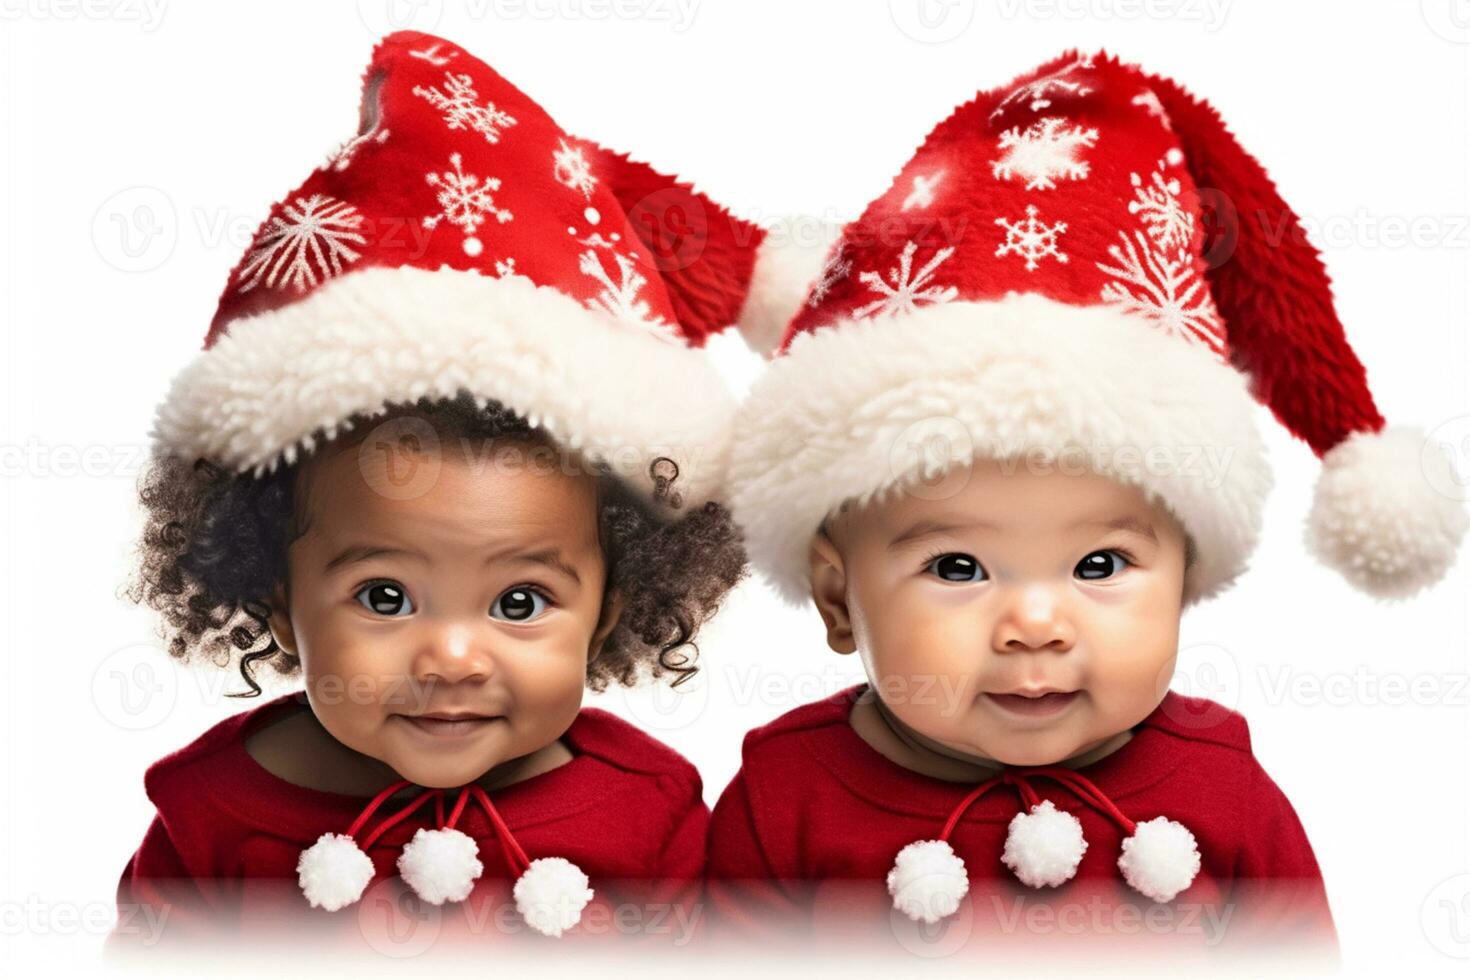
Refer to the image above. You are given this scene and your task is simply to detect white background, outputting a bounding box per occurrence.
[1,0,1467,975]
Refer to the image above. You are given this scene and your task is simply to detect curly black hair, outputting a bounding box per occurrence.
[129,392,746,697]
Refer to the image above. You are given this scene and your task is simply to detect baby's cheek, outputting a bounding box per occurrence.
[497,635,587,726]
[1086,623,1177,723]
[866,585,973,672]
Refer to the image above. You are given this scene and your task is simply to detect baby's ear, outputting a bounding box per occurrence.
[808,532,856,655]
[265,585,298,659]
[589,589,625,663]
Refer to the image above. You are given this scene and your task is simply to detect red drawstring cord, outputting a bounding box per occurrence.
[937,775,1003,842]
[937,771,1039,841]
[468,784,531,875]
[1012,774,1042,809]
[1016,766,1138,836]
[356,783,477,851]
[444,786,473,830]
[344,779,415,839]
[334,779,530,880]
[360,787,444,850]
[936,765,1136,843]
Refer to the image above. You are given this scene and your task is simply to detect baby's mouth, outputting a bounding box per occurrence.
[983,690,1081,718]
[394,712,503,738]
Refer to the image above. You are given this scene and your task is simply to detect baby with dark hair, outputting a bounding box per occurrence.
[111,31,765,945]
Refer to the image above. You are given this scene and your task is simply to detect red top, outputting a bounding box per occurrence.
[706,685,1336,957]
[112,692,708,947]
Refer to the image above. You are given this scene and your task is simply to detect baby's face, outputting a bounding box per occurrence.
[269,434,614,788]
[814,458,1187,767]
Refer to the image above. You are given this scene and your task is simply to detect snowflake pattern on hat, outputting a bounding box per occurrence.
[237,194,367,294]
[854,241,957,319]
[787,51,1220,345]
[995,205,1069,271]
[988,53,1096,123]
[553,139,598,199]
[412,70,517,144]
[992,117,1099,191]
[422,152,513,257]
[1095,150,1225,355]
[213,33,691,339]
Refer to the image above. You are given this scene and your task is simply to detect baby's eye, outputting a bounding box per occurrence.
[355,580,414,616]
[491,586,549,623]
[1075,550,1131,581]
[925,553,987,583]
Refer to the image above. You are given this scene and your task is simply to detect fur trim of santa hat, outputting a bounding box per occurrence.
[150,31,764,508]
[733,293,1270,605]
[729,49,1466,603]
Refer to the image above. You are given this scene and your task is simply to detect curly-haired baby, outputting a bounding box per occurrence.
[111,31,763,945]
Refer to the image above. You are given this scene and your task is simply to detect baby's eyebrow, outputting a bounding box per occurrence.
[486,547,583,586]
[1078,516,1159,544]
[888,518,999,549]
[324,544,427,571]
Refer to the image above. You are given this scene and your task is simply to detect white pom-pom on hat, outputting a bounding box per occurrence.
[1001,800,1088,888]
[1306,426,1469,598]
[397,827,484,905]
[513,856,594,938]
[733,216,844,358]
[1117,816,1201,903]
[886,839,970,924]
[297,832,376,912]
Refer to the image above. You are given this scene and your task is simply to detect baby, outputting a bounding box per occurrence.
[709,50,1465,955]
[112,31,760,946]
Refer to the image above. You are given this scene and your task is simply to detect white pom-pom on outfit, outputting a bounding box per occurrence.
[294,779,592,937]
[886,839,970,925]
[514,856,596,938]
[887,767,1201,924]
[1001,799,1088,888]
[397,827,484,905]
[297,832,376,912]
[1118,816,1203,904]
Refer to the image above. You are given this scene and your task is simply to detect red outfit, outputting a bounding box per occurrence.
[707,685,1336,956]
[113,693,707,946]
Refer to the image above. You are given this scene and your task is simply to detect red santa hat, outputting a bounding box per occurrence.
[728,50,1467,603]
[150,31,766,507]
